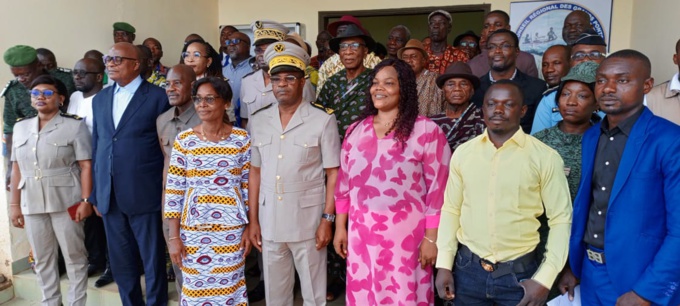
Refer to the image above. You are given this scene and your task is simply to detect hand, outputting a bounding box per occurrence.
[10,206,24,228]
[168,238,186,268]
[435,268,455,300]
[240,226,252,258]
[616,291,651,306]
[517,279,549,306]
[74,202,93,222]
[315,220,332,250]
[557,266,578,301]
[92,205,102,217]
[418,237,437,269]
[248,222,262,252]
[333,227,348,259]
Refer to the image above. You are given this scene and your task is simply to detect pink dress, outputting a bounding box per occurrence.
[335,116,452,306]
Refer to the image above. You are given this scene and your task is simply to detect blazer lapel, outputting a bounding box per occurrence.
[100,86,116,133]
[115,81,148,133]
[609,109,652,206]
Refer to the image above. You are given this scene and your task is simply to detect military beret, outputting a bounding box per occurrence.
[251,20,289,46]
[264,41,309,75]
[113,22,136,34]
[3,45,37,67]
[574,29,606,46]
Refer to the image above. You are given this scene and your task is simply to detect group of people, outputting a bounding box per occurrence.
[2,7,680,306]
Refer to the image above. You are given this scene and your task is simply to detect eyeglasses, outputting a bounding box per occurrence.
[225,38,243,46]
[103,55,137,65]
[486,43,515,52]
[459,41,477,48]
[270,75,301,85]
[571,51,606,61]
[182,51,206,59]
[192,95,219,105]
[71,70,99,78]
[30,89,56,98]
[339,42,365,51]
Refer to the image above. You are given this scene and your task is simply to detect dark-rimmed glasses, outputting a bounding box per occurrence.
[571,51,606,61]
[339,42,365,51]
[224,38,243,46]
[103,55,137,65]
[192,95,219,105]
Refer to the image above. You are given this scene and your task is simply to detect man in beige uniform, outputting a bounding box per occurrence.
[240,20,315,129]
[155,64,201,297]
[645,38,680,125]
[247,41,341,306]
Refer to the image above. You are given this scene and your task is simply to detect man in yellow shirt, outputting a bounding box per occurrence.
[435,80,572,305]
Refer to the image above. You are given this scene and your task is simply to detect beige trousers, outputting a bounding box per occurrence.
[262,238,327,306]
[24,211,88,306]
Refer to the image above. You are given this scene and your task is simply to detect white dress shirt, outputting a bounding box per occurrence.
[67,91,95,134]
[112,76,143,128]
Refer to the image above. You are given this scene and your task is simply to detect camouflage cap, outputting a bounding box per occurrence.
[3,45,37,67]
[561,61,599,84]
[113,22,136,33]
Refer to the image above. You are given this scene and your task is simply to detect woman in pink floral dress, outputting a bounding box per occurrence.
[333,59,452,306]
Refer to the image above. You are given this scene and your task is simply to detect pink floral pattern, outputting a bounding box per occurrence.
[335,116,451,306]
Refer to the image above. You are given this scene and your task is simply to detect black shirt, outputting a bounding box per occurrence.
[471,69,547,133]
[583,107,644,249]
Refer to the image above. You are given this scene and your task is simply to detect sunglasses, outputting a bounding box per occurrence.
[338,42,365,51]
[571,51,606,61]
[224,38,244,46]
[459,41,477,48]
[30,89,56,98]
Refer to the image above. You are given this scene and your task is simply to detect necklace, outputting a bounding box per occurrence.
[199,124,227,141]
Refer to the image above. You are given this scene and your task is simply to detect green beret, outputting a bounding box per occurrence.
[3,45,37,67]
[113,22,136,33]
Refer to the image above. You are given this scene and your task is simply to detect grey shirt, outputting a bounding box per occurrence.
[156,105,202,172]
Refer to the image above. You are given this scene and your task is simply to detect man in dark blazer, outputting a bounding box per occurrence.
[558,50,680,305]
[91,42,170,306]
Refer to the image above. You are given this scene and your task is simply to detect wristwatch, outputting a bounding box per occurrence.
[80,198,89,203]
[321,213,336,222]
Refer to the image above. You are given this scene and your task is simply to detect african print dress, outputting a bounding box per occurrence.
[335,116,452,305]
[164,127,250,305]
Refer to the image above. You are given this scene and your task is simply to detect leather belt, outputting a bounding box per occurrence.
[586,245,606,264]
[459,244,537,279]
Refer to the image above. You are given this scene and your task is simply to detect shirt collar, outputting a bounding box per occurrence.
[173,104,197,123]
[670,72,680,92]
[600,106,644,136]
[115,75,143,94]
[480,127,526,148]
[489,68,518,83]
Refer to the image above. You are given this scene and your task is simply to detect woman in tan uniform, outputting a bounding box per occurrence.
[9,75,93,306]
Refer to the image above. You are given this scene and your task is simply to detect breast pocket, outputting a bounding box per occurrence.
[253,136,272,164]
[293,137,320,164]
[242,93,257,117]
[47,138,72,160]
[12,137,29,161]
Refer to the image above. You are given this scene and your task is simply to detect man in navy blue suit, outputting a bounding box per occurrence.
[91,42,170,305]
[558,50,680,305]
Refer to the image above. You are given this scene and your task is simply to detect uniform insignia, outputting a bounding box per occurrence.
[16,114,36,122]
[251,103,273,116]
[274,43,285,53]
[255,21,263,29]
[242,70,258,79]
[1,80,14,98]
[542,86,558,96]
[311,102,334,115]
[60,112,82,120]
[57,67,72,73]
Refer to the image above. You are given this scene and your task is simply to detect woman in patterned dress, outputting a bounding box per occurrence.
[164,77,251,305]
[333,59,452,305]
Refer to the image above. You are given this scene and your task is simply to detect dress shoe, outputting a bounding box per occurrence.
[87,264,103,277]
[94,269,114,288]
[248,281,265,303]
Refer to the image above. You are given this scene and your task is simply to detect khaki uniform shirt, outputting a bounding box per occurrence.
[250,101,341,242]
[646,75,680,125]
[240,70,316,120]
[156,105,202,172]
[11,114,92,215]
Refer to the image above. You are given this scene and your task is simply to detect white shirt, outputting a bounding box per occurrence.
[112,76,143,128]
[67,91,95,134]
[670,72,680,92]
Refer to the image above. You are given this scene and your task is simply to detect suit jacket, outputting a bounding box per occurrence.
[91,80,170,215]
[569,108,680,305]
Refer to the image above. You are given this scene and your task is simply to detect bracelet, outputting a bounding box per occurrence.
[423,236,436,244]
[169,237,179,241]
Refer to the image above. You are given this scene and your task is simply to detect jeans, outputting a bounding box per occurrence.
[453,248,538,305]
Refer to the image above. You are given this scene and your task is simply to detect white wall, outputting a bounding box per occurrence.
[630,0,680,82]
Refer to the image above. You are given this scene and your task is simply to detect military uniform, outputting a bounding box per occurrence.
[250,41,341,306]
[12,113,91,306]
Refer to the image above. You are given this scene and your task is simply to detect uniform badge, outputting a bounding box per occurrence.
[274,43,285,53]
[255,21,263,29]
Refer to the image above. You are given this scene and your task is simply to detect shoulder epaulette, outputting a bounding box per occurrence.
[16,114,36,122]
[57,67,72,73]
[1,80,13,97]
[242,70,258,79]
[60,112,82,120]
[310,102,334,115]
[251,103,273,116]
[542,86,558,96]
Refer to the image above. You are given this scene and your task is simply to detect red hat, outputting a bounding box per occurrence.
[327,15,368,37]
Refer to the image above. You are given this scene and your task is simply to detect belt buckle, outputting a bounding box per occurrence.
[586,249,604,264]
[34,168,43,180]
[479,258,496,272]
[276,182,284,194]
